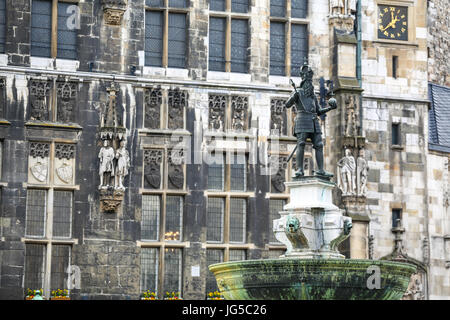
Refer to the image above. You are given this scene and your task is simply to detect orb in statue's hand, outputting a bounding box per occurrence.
[328,97,337,109]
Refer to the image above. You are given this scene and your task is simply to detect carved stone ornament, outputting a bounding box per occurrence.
[30,80,51,121]
[231,96,248,131]
[102,0,128,26]
[30,142,50,159]
[31,161,48,182]
[403,273,425,300]
[55,144,75,160]
[168,88,187,130]
[57,82,77,123]
[337,148,356,195]
[344,95,359,137]
[99,188,124,213]
[144,87,162,129]
[271,99,287,136]
[209,95,226,131]
[56,163,73,184]
[168,149,184,189]
[144,149,163,189]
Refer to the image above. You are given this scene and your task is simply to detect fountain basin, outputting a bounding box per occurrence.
[209,258,416,300]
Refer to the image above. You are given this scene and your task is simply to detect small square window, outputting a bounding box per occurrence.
[392,123,401,146]
[392,209,402,228]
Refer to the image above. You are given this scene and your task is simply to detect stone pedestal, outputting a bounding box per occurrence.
[273,176,352,259]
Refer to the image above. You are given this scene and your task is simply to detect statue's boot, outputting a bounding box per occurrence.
[295,145,305,177]
[314,148,333,177]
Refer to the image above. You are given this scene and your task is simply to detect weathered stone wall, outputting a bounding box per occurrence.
[428,0,450,86]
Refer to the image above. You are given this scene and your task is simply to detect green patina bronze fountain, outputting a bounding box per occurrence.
[208,67,416,300]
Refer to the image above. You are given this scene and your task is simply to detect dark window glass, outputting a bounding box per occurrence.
[207,198,224,242]
[145,11,163,67]
[392,123,401,145]
[270,22,285,75]
[392,209,402,228]
[146,0,164,7]
[210,0,226,11]
[229,249,246,261]
[163,248,182,294]
[209,17,226,71]
[206,249,223,294]
[142,195,160,240]
[270,0,285,17]
[31,0,52,58]
[25,189,47,237]
[169,0,187,8]
[165,196,183,241]
[229,198,246,243]
[207,154,224,191]
[232,0,249,13]
[291,24,308,77]
[230,19,248,73]
[393,55,398,79]
[25,244,46,290]
[168,13,186,68]
[57,2,77,60]
[291,0,307,18]
[50,245,70,291]
[141,248,159,292]
[53,191,72,238]
[230,154,246,191]
[0,0,6,53]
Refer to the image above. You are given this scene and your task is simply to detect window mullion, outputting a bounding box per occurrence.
[285,22,291,78]
[51,0,58,59]
[225,16,231,72]
[163,9,169,68]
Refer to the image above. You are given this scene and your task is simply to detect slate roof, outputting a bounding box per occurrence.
[429,83,450,153]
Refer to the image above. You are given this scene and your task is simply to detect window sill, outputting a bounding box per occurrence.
[142,66,189,79]
[0,54,7,67]
[30,56,79,72]
[207,71,251,83]
[137,128,190,136]
[269,75,302,87]
[25,121,83,131]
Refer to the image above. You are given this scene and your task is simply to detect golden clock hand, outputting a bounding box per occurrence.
[381,21,394,31]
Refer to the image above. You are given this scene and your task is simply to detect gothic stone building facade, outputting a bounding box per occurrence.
[0,0,449,300]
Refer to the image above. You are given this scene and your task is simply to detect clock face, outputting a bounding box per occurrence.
[378,5,408,41]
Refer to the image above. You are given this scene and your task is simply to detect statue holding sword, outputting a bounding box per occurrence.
[285,62,338,178]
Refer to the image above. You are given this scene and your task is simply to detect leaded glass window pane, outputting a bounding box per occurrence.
[31,0,52,58]
[0,0,6,53]
[168,13,186,68]
[50,245,70,291]
[291,0,307,18]
[269,199,285,243]
[207,198,224,242]
[24,244,46,290]
[57,2,77,60]
[229,198,246,243]
[206,249,223,293]
[165,196,183,241]
[146,0,164,7]
[141,248,159,292]
[210,0,225,11]
[142,195,160,241]
[145,11,163,67]
[209,17,226,72]
[25,189,47,237]
[229,249,246,261]
[291,24,308,76]
[163,248,182,294]
[231,0,249,13]
[207,154,224,191]
[270,0,285,17]
[53,191,72,238]
[270,22,285,75]
[230,19,248,73]
[230,154,246,191]
[169,0,187,8]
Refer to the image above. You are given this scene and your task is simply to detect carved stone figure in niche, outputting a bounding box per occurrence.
[209,95,226,131]
[403,273,425,300]
[168,88,186,130]
[30,80,51,121]
[57,82,77,123]
[98,140,115,189]
[357,149,369,196]
[271,156,288,193]
[271,99,287,136]
[144,149,163,189]
[144,87,162,129]
[344,95,359,137]
[231,96,248,131]
[115,140,130,190]
[105,82,118,127]
[331,0,345,15]
[337,148,356,195]
[168,149,184,189]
